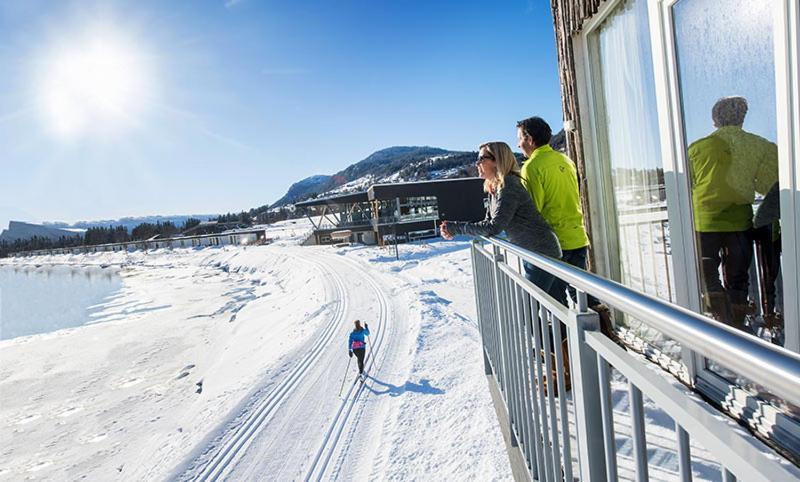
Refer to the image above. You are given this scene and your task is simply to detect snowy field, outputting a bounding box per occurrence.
[0,219,511,481]
[2,218,794,481]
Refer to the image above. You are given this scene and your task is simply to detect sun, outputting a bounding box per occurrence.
[35,29,154,140]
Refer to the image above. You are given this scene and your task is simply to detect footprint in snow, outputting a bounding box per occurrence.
[26,461,52,472]
[57,406,83,418]
[176,363,196,380]
[14,413,41,425]
[119,378,143,388]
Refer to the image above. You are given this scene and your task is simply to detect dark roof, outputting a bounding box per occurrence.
[295,177,484,207]
[368,177,483,200]
[294,191,369,208]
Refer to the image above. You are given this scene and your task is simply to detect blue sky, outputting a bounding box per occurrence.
[0,0,563,225]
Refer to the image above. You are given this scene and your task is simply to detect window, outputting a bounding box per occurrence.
[672,0,785,372]
[397,196,438,222]
[590,0,681,362]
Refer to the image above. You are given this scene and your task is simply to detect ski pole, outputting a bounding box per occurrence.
[338,356,352,397]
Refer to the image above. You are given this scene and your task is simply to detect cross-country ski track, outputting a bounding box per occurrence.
[172,248,401,481]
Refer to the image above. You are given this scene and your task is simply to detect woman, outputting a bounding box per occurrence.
[348,319,370,376]
[440,141,561,291]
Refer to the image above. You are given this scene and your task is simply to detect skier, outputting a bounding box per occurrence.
[348,320,370,378]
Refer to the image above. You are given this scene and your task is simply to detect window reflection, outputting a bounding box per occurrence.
[674,0,783,346]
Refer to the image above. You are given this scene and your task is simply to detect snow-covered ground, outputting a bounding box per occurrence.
[2,218,794,481]
[0,219,511,481]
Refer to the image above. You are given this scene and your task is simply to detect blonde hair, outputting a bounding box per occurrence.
[480,141,520,193]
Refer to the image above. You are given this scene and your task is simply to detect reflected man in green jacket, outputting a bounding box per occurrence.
[688,96,779,330]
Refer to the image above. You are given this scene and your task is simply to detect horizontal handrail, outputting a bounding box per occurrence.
[479,236,800,408]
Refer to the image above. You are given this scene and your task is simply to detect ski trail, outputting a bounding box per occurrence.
[174,252,348,481]
[303,255,392,482]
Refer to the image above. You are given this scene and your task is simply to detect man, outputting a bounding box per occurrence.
[517,117,589,294]
[517,116,611,334]
[688,96,779,331]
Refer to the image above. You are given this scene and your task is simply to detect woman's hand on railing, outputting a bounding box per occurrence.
[440,220,454,240]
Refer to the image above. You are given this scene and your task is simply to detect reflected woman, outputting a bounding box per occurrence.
[440,141,561,291]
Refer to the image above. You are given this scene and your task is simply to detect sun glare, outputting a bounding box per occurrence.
[35,30,153,140]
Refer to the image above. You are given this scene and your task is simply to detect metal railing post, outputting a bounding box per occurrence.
[568,291,607,482]
[471,240,493,375]
[491,245,513,421]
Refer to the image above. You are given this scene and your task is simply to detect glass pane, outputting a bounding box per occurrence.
[596,0,681,361]
[674,0,784,356]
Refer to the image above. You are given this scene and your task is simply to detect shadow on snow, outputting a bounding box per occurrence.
[364,376,445,397]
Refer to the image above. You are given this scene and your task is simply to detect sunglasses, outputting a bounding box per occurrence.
[476,154,495,165]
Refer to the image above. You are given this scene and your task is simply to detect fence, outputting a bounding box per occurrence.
[470,236,800,481]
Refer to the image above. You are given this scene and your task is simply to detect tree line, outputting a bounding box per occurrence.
[0,218,203,258]
[2,206,303,258]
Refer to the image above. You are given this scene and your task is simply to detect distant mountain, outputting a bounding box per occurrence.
[0,221,82,243]
[270,175,333,208]
[270,132,565,208]
[271,146,476,207]
[43,214,219,232]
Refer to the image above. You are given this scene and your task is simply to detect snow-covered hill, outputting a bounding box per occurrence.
[270,146,479,208]
[270,132,566,209]
[0,220,82,242]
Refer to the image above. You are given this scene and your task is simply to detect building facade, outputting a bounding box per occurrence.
[297,178,486,245]
[550,0,800,459]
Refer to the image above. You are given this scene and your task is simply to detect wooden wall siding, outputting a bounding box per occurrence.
[550,0,605,262]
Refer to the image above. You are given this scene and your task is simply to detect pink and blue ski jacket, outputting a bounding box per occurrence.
[349,327,370,351]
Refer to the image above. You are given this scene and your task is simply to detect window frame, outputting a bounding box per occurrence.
[575,0,800,448]
[575,0,700,378]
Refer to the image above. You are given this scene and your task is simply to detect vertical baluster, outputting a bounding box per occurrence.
[532,302,554,481]
[524,295,546,480]
[490,248,507,393]
[498,274,510,398]
[676,425,692,482]
[541,310,563,481]
[511,283,531,461]
[485,258,496,368]
[503,275,517,425]
[598,355,618,481]
[552,317,573,482]
[629,383,649,482]
[506,275,521,436]
[488,259,498,371]
[470,244,488,372]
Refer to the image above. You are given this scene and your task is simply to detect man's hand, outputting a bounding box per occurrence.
[440,220,454,240]
[348,350,353,358]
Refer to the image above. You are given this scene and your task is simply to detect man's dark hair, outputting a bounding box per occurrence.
[517,116,552,147]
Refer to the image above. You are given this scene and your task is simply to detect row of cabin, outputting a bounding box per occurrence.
[11,228,269,257]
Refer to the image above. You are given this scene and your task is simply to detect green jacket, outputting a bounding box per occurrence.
[688,127,778,232]
[520,145,590,250]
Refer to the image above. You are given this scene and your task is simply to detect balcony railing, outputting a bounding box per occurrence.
[470,236,800,481]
